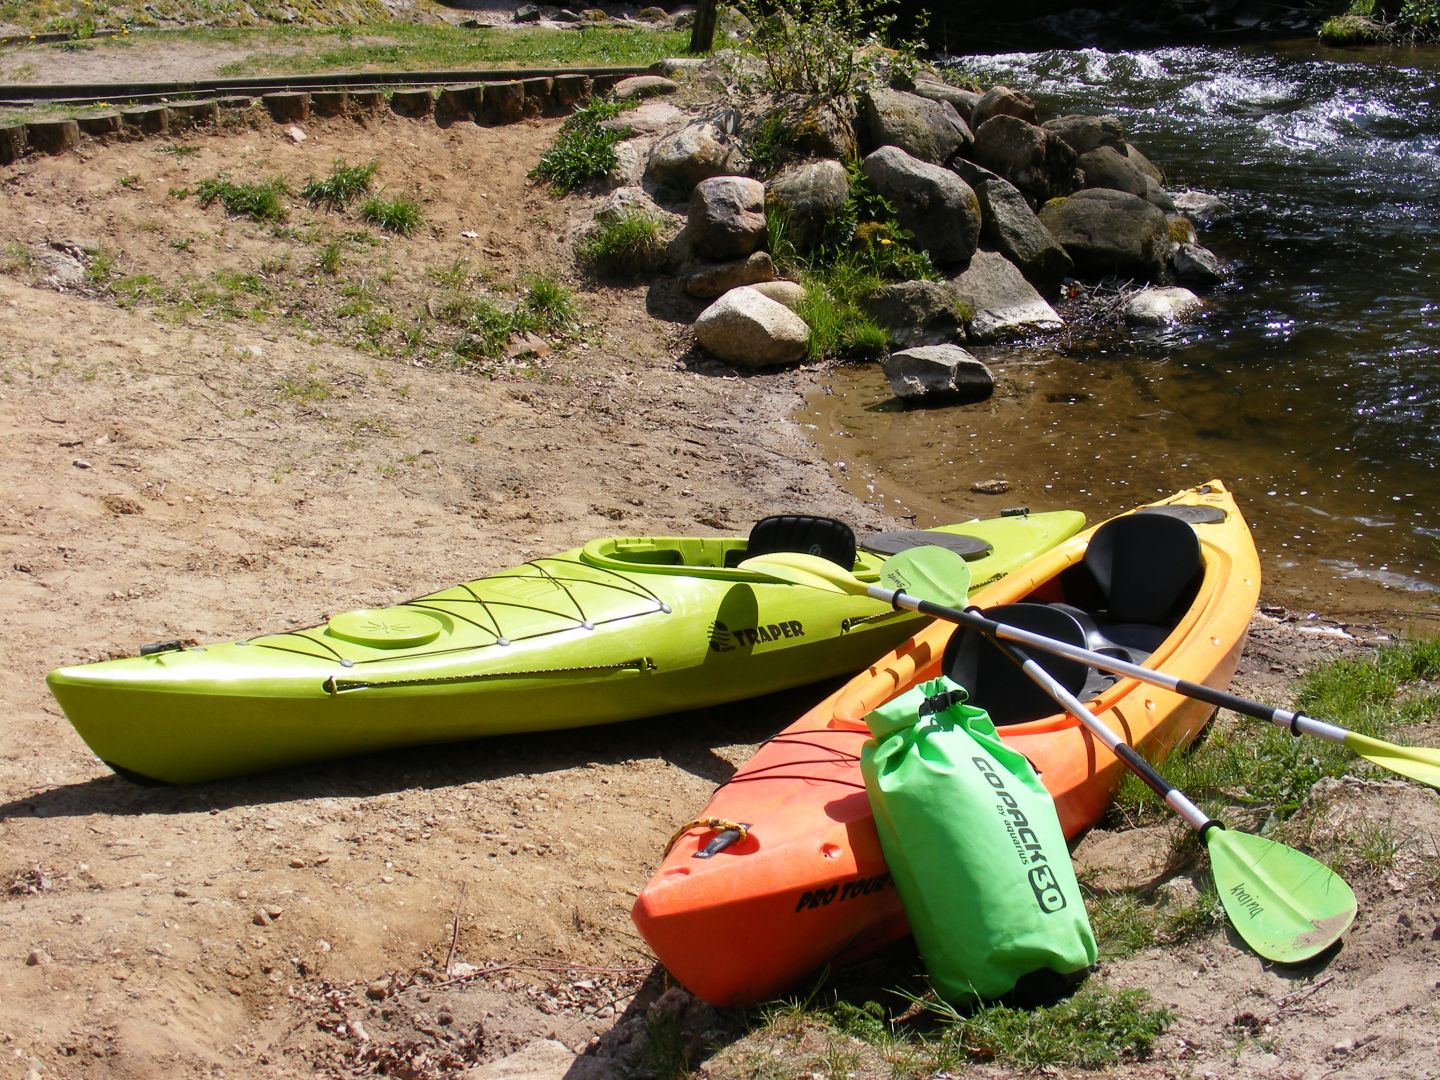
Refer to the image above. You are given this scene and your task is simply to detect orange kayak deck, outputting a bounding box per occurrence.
[631,482,1260,1007]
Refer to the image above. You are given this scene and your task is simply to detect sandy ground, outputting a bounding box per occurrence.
[1,38,1438,1080]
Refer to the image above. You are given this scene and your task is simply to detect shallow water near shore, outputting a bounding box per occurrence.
[810,41,1439,629]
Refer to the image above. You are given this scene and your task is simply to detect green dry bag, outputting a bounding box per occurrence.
[861,676,1097,1004]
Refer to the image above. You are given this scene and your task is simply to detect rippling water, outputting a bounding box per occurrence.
[809,43,1439,626]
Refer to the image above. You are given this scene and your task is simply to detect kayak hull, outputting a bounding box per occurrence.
[631,482,1260,1006]
[47,512,1085,784]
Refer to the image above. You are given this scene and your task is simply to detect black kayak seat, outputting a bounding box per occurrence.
[1083,512,1203,626]
[739,514,858,569]
[859,529,993,561]
[942,603,1094,727]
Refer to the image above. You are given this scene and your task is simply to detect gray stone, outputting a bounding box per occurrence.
[650,57,705,77]
[909,80,982,126]
[1126,286,1204,325]
[949,250,1063,342]
[1042,114,1126,157]
[1077,145,1174,210]
[748,280,807,310]
[857,87,971,165]
[1171,242,1226,287]
[860,145,981,267]
[614,75,680,100]
[953,161,1073,296]
[603,101,684,135]
[765,159,850,253]
[787,100,858,162]
[688,175,766,260]
[859,280,965,348]
[971,114,1077,207]
[645,121,748,197]
[882,344,994,403]
[683,251,776,298]
[1172,190,1231,223]
[1038,188,1171,282]
[694,287,810,368]
[971,85,1037,129]
[1125,143,1165,184]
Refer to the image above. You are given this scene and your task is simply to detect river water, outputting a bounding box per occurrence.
[807,41,1439,628]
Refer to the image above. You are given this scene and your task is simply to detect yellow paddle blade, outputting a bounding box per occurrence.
[1344,731,1440,790]
[736,552,862,595]
[1208,827,1356,964]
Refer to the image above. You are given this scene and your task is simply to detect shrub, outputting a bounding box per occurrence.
[531,97,638,193]
[576,211,668,277]
[734,0,926,98]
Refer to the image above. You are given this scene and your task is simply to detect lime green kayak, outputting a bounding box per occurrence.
[48,511,1084,784]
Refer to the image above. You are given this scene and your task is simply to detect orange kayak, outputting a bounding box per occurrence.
[631,482,1260,1006]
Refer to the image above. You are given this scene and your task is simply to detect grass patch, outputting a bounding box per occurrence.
[301,159,378,210]
[576,210,668,278]
[360,193,423,235]
[195,174,288,222]
[450,273,582,367]
[531,96,638,194]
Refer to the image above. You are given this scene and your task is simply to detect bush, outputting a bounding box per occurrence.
[735,0,926,98]
[195,175,288,222]
[301,160,379,209]
[361,194,423,235]
[531,97,638,193]
[577,211,669,277]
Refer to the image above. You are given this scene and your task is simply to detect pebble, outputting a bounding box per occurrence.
[971,479,1010,494]
[366,979,390,1000]
[289,857,306,868]
[72,459,91,469]
[25,949,51,966]
[252,909,271,927]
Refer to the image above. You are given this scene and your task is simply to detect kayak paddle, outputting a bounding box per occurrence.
[739,547,1359,963]
[741,546,1440,792]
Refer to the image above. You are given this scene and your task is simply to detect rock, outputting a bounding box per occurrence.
[1172,189,1231,222]
[787,99,858,162]
[1171,242,1226,287]
[748,280,807,310]
[32,247,87,287]
[970,114,1078,207]
[971,85,1037,128]
[765,158,850,253]
[1038,188,1171,282]
[1042,114,1126,157]
[687,175,766,260]
[466,1038,576,1078]
[514,4,542,22]
[949,250,1063,342]
[613,75,679,100]
[953,161,1073,296]
[645,121,748,197]
[682,251,775,298]
[909,80,982,126]
[972,479,1010,494]
[26,949,51,966]
[1125,286,1204,325]
[882,344,994,403]
[857,87,972,165]
[650,57,704,77]
[694,287,810,368]
[601,101,684,135]
[860,145,981,267]
[1124,143,1165,184]
[858,280,965,348]
[1076,146,1173,211]
[366,978,391,1000]
[594,185,676,227]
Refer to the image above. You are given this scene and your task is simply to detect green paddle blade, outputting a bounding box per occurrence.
[1207,826,1356,963]
[736,551,859,594]
[1344,731,1440,790]
[880,546,973,607]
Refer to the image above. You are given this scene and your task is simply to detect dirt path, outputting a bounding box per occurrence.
[1,36,1437,1080]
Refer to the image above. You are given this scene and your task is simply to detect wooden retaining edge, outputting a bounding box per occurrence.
[0,70,625,167]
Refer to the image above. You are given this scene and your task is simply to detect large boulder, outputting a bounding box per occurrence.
[788,99,859,162]
[765,159,850,253]
[882,344,994,404]
[694,286,810,368]
[1039,188,1171,282]
[1126,286,1204,325]
[858,280,965,349]
[860,146,981,267]
[1042,114,1126,158]
[688,175,766,260]
[645,120,748,197]
[970,114,1078,207]
[953,160,1073,296]
[683,251,776,298]
[948,250,1063,343]
[857,87,972,165]
[909,79,982,126]
[1171,242,1226,287]
[971,85,1037,129]
[1076,146,1174,211]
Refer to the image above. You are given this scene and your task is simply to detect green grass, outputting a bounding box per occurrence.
[301,159,378,210]
[360,193,423,235]
[576,210,668,278]
[531,96,639,194]
[195,174,288,222]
